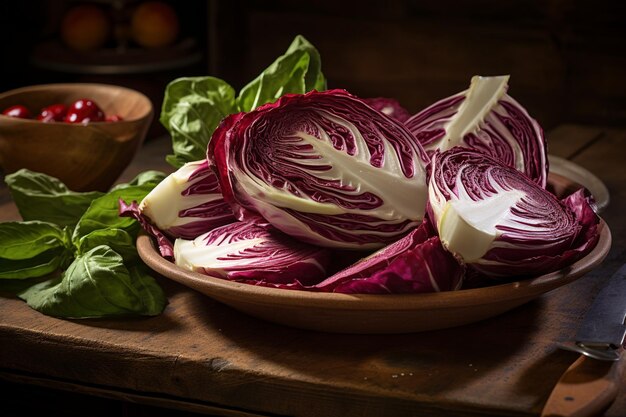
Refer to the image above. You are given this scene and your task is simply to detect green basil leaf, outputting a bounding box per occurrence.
[0,247,69,279]
[237,52,309,112]
[18,245,166,318]
[110,170,168,192]
[128,264,168,316]
[0,221,68,260]
[289,35,326,92]
[160,76,237,168]
[5,169,104,227]
[237,35,327,112]
[76,228,138,263]
[72,183,156,241]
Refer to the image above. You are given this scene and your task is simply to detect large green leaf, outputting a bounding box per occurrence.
[72,183,156,242]
[160,76,237,167]
[5,169,104,227]
[237,35,327,112]
[127,264,168,316]
[18,245,167,318]
[0,247,69,280]
[0,221,68,260]
[0,221,72,280]
[75,228,138,263]
[160,35,326,168]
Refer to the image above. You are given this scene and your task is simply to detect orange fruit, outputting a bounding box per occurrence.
[60,4,111,51]
[131,1,180,48]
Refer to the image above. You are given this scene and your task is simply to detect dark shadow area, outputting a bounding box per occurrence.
[514,348,582,409]
[0,375,244,417]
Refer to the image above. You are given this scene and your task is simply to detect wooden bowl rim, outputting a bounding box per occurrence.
[0,83,153,124]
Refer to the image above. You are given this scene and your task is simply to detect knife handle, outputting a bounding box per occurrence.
[541,354,624,417]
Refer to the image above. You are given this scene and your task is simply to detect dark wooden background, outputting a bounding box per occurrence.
[1,0,625,132]
[215,0,626,130]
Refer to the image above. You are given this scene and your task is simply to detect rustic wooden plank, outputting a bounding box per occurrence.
[0,275,585,417]
[546,124,605,160]
[0,200,19,223]
[3,258,622,417]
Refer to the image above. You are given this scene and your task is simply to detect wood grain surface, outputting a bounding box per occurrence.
[1,126,625,417]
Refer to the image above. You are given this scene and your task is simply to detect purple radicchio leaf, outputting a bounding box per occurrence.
[313,217,464,293]
[363,97,412,123]
[208,89,429,250]
[324,236,464,294]
[311,217,434,290]
[139,159,236,239]
[405,75,548,187]
[119,199,174,259]
[553,188,601,264]
[427,147,599,278]
[173,221,331,285]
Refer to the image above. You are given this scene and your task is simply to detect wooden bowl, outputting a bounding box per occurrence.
[137,219,611,334]
[0,83,153,191]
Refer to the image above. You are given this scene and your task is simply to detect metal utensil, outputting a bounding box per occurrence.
[541,264,626,417]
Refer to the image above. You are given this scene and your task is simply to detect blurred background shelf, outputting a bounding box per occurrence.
[31,38,202,75]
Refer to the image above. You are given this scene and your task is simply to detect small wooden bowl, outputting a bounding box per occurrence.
[0,83,153,191]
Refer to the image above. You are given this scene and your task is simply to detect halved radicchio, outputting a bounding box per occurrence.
[427,147,600,278]
[209,89,429,250]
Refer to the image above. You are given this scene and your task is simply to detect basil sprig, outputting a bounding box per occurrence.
[19,247,166,319]
[0,169,168,319]
[161,35,326,168]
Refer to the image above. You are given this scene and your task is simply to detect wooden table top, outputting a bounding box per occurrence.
[1,124,625,417]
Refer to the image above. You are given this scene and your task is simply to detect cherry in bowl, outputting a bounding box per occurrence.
[2,105,31,119]
[37,104,68,122]
[64,99,105,123]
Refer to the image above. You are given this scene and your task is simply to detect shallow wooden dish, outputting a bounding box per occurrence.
[137,218,611,334]
[0,83,153,191]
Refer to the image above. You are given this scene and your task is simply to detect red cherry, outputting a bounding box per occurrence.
[2,105,31,119]
[64,98,105,124]
[37,104,68,122]
[105,114,123,122]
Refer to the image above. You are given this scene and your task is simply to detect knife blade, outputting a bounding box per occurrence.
[541,264,626,417]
